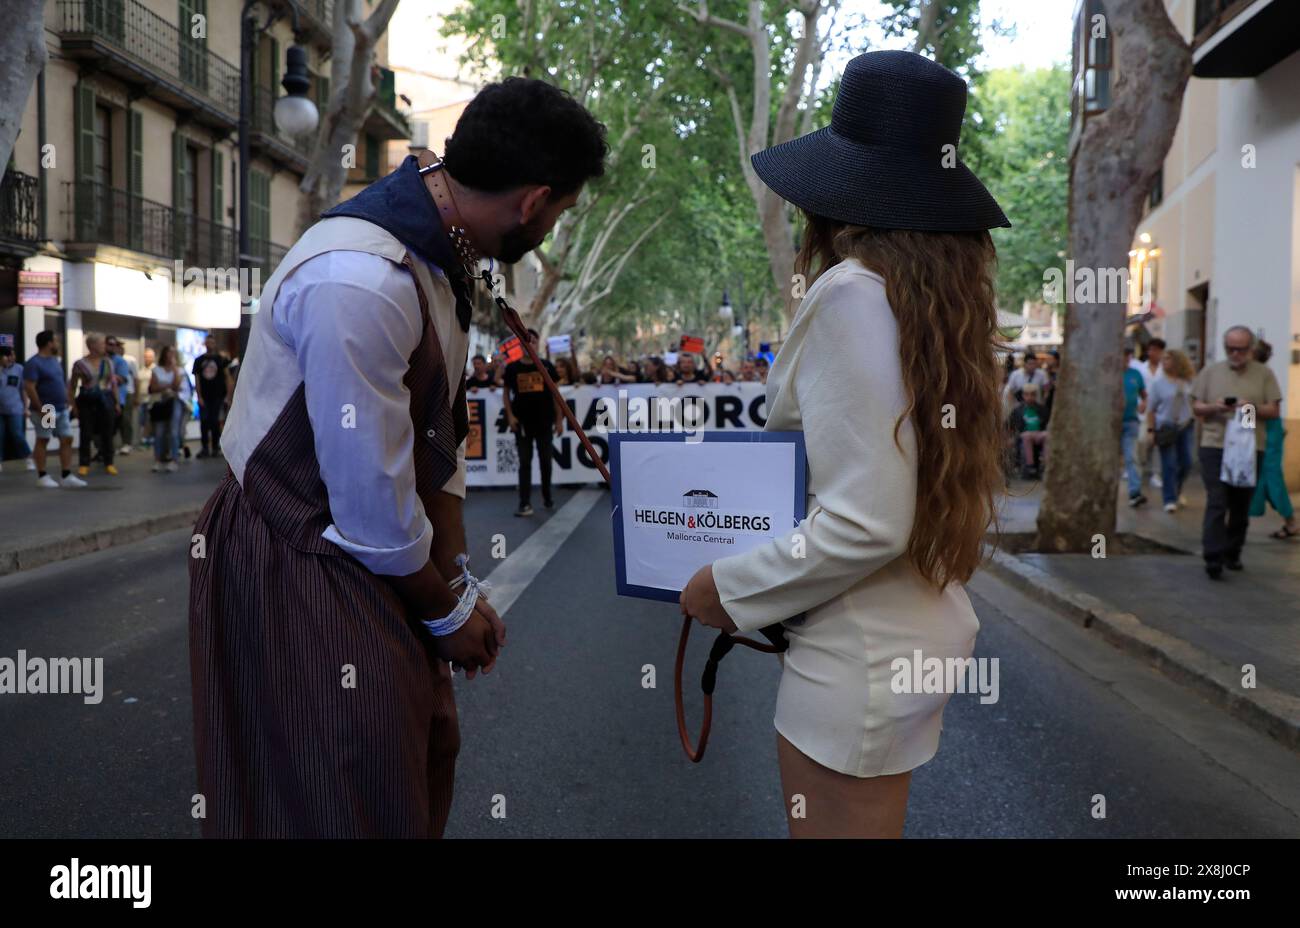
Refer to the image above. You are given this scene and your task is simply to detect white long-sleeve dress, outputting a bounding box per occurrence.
[711,258,980,778]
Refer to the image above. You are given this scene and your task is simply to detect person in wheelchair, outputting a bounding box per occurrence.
[1009,382,1050,479]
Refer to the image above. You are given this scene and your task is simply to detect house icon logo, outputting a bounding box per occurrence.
[682,489,719,509]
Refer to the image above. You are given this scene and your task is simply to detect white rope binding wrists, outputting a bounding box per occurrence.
[422,554,492,637]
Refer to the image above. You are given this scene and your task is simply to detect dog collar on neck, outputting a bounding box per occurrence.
[419,159,481,276]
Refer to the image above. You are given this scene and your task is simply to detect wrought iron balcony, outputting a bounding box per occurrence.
[252,85,316,169]
[63,179,246,271]
[248,236,289,279]
[58,0,241,129]
[368,66,411,140]
[274,0,335,47]
[1193,0,1300,77]
[0,170,40,245]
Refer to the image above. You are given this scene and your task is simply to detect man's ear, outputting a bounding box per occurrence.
[518,185,553,223]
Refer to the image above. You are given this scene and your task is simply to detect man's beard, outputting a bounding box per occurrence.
[496,218,547,264]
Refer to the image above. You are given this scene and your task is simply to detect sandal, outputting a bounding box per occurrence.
[1271,525,1299,539]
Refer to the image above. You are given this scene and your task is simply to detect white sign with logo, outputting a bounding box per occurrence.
[610,431,807,602]
[546,334,572,355]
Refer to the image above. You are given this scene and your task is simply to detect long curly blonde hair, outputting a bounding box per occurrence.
[795,214,1006,589]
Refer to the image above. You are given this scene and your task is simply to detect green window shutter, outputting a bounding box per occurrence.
[74,83,95,182]
[249,168,270,263]
[73,82,96,240]
[128,109,143,250]
[365,133,379,179]
[270,37,280,95]
[172,131,188,258]
[211,148,223,223]
[129,110,143,195]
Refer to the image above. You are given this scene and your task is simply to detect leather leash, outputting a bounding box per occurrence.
[420,154,787,762]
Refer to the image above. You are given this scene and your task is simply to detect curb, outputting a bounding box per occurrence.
[983,546,1300,753]
[0,506,205,578]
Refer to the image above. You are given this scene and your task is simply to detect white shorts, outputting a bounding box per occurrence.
[773,557,981,778]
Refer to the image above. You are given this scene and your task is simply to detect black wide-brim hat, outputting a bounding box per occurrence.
[752,50,1010,231]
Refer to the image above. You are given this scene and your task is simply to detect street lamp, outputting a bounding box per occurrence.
[720,282,749,356]
[273,46,319,136]
[237,0,318,359]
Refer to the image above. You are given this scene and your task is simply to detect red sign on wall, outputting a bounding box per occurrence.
[680,334,705,354]
[18,271,60,307]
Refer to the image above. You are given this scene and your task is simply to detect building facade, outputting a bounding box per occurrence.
[1071,0,1300,484]
[0,0,408,381]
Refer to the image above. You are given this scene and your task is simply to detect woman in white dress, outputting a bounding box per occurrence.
[680,50,1010,838]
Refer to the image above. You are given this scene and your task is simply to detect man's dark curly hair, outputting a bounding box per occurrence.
[443,77,608,197]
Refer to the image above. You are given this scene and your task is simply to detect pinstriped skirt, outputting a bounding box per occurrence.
[188,472,459,837]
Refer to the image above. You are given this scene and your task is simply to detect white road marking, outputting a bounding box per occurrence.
[483,488,606,617]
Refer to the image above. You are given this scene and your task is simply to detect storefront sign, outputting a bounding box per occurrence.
[17,271,60,307]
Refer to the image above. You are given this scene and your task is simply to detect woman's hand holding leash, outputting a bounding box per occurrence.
[680,564,738,634]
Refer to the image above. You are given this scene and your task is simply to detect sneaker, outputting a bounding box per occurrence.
[1205,563,1223,580]
[543,497,555,510]
[514,504,534,517]
[1164,502,1177,513]
[77,465,90,477]
[1225,557,1243,571]
[25,458,36,471]
[105,465,119,476]
[1178,494,1189,506]
[1128,494,1148,508]
[119,445,132,455]
[60,474,87,488]
[166,461,178,473]
[1150,474,1162,488]
[197,449,210,459]
[37,474,59,488]
[151,463,162,473]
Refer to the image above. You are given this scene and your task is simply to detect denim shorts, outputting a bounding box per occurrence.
[30,406,73,439]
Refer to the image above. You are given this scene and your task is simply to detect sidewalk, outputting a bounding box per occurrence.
[0,444,225,576]
[989,472,1300,750]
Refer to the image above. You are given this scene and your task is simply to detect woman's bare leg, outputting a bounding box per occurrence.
[776,732,912,838]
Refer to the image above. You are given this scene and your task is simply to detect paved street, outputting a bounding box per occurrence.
[1,484,1297,838]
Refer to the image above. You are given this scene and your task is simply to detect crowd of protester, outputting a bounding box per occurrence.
[0,331,235,486]
[472,329,772,517]
[464,336,771,396]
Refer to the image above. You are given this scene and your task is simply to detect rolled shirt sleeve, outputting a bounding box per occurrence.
[273,250,433,576]
[711,268,917,632]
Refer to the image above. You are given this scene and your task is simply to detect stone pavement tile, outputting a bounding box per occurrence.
[995,470,1300,702]
[1017,552,1300,699]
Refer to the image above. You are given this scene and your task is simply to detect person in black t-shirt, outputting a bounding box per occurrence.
[465,354,495,392]
[192,335,232,458]
[676,353,709,384]
[503,329,563,516]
